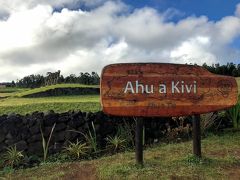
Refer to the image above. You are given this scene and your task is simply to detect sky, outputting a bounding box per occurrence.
[0,0,240,82]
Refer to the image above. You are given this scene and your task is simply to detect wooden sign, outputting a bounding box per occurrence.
[101,63,238,117]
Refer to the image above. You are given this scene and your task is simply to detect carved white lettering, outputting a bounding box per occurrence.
[172,81,180,93]
[185,84,193,93]
[159,84,166,93]
[194,81,197,93]
[124,80,197,94]
[136,81,144,93]
[124,81,134,93]
[145,84,154,94]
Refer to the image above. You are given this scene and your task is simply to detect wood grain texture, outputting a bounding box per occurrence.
[100,63,238,117]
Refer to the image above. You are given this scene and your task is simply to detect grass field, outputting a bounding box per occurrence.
[0,84,100,115]
[1,131,239,179]
[0,95,101,115]
[0,87,28,98]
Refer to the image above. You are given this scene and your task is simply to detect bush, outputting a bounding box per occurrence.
[106,135,127,153]
[67,122,99,155]
[40,123,56,163]
[116,122,135,148]
[226,103,240,129]
[3,146,24,168]
[86,122,98,154]
[64,140,88,160]
[164,117,191,142]
[200,112,219,136]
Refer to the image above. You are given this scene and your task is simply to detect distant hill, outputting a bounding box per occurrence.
[16,84,100,98]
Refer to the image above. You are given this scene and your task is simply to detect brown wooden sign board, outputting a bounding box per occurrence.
[101,63,238,117]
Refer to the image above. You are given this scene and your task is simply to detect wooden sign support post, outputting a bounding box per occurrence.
[135,118,144,166]
[192,115,201,157]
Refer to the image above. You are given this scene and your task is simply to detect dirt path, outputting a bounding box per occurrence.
[61,163,97,180]
[225,166,240,180]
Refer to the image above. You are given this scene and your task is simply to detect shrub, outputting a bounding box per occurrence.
[64,139,88,159]
[3,146,24,168]
[106,135,127,153]
[68,121,99,154]
[116,122,135,148]
[86,122,98,154]
[200,112,219,136]
[23,155,41,167]
[165,117,191,142]
[226,103,240,129]
[40,123,56,163]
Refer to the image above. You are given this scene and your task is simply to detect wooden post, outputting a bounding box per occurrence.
[135,117,144,166]
[192,114,201,157]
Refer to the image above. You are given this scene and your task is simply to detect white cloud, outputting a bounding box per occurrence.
[0,5,52,52]
[0,0,106,14]
[170,36,217,65]
[235,3,240,17]
[0,1,240,81]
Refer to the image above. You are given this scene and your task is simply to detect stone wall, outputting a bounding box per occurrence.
[0,110,192,155]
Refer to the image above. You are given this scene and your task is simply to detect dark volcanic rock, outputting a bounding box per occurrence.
[43,111,59,127]
[28,134,42,143]
[16,140,28,151]
[28,141,42,155]
[0,131,5,143]
[54,123,66,132]
[0,110,194,156]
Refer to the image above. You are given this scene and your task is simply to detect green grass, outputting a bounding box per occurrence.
[0,84,100,114]
[1,132,240,179]
[15,84,99,97]
[0,87,29,93]
[0,87,28,98]
[98,132,240,179]
[0,95,100,115]
[0,95,99,106]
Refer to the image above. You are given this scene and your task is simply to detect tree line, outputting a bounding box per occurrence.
[3,62,240,88]
[202,62,240,77]
[14,72,100,88]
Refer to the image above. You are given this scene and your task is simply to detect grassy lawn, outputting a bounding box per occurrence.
[0,87,29,93]
[0,95,101,115]
[0,87,28,98]
[0,84,100,115]
[2,131,240,179]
